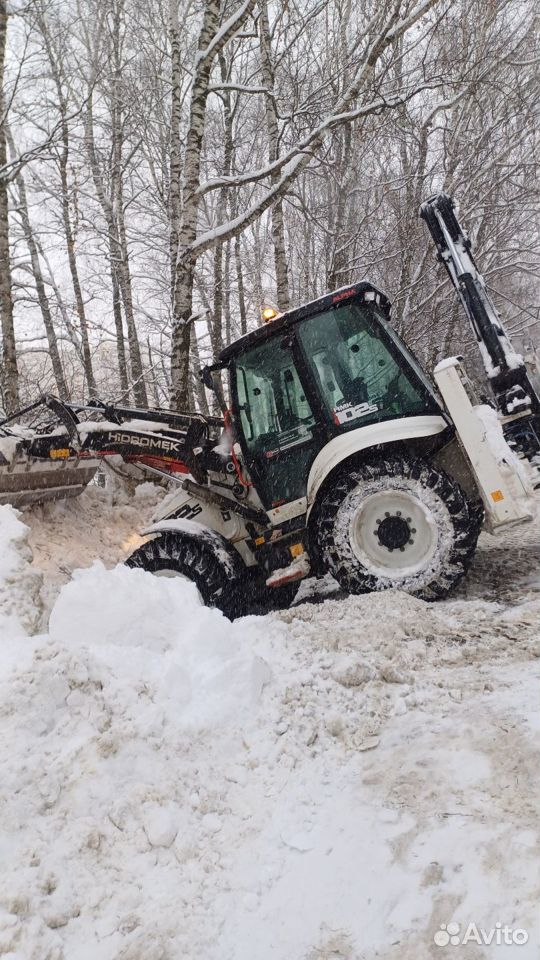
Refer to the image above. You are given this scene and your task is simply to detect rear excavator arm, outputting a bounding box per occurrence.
[420,193,540,457]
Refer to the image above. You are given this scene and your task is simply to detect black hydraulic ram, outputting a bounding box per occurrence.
[420,193,540,458]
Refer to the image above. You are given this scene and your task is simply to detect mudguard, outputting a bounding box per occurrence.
[306,415,448,514]
[144,484,258,567]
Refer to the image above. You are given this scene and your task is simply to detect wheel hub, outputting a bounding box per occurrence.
[346,486,438,577]
[375,513,415,551]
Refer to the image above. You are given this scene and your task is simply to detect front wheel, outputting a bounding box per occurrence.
[316,457,480,600]
[126,532,247,619]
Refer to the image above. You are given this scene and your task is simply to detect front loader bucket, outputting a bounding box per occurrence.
[0,454,99,508]
[0,391,225,508]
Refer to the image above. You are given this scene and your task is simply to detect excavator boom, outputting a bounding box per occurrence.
[420,193,540,457]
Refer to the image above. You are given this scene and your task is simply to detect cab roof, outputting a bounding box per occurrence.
[219,281,390,363]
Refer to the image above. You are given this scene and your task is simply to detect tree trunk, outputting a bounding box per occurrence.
[9,134,68,398]
[171,0,225,409]
[258,0,289,311]
[85,94,129,397]
[169,0,182,299]
[0,0,19,412]
[36,239,83,361]
[147,339,161,407]
[223,239,232,344]
[212,246,223,357]
[115,200,148,405]
[170,0,257,405]
[190,324,210,416]
[58,114,97,397]
[326,125,353,292]
[110,0,147,406]
[235,235,247,335]
[171,257,195,409]
[110,259,129,397]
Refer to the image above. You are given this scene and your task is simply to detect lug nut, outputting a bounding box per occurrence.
[384,512,390,517]
[408,538,414,544]
[396,511,401,516]
[399,547,405,552]
[411,528,416,533]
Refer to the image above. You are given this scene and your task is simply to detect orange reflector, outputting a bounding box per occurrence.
[289,542,304,558]
[49,448,71,459]
[255,536,265,546]
[490,489,504,502]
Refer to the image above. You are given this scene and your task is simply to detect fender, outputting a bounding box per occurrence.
[152,483,251,543]
[306,414,448,514]
[147,484,259,567]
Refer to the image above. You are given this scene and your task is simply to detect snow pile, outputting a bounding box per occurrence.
[23,482,163,614]
[49,562,271,728]
[1,492,539,959]
[0,504,42,634]
[0,563,276,959]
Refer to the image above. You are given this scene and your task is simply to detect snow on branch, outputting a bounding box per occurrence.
[195,0,257,71]
[191,82,441,257]
[208,83,273,96]
[196,0,442,199]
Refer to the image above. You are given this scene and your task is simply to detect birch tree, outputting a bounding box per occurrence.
[0,0,19,412]
[1,0,537,410]
[36,4,97,397]
[258,0,289,310]
[169,0,446,408]
[170,0,258,409]
[8,132,68,398]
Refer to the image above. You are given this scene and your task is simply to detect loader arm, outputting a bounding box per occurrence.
[0,395,226,506]
[420,193,540,457]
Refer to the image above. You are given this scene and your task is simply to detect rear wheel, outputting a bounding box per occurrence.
[126,532,246,619]
[316,457,480,600]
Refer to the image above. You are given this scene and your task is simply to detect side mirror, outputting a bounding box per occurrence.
[200,361,226,391]
[200,366,215,391]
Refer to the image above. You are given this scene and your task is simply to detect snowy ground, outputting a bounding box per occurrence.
[0,484,538,960]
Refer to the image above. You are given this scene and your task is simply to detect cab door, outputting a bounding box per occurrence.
[232,335,324,509]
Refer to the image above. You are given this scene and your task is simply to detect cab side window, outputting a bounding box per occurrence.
[235,338,315,452]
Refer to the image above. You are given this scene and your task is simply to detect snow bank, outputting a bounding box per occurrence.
[1,493,538,959]
[49,562,271,728]
[23,483,163,615]
[0,504,42,634]
[0,562,276,959]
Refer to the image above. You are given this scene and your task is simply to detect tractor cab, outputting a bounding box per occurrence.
[215,283,445,510]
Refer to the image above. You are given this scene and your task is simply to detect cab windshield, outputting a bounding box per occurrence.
[295,302,437,427]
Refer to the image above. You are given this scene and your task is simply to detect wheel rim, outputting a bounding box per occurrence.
[153,568,203,604]
[348,488,439,578]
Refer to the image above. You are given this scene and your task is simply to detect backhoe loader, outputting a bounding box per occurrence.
[0,194,536,616]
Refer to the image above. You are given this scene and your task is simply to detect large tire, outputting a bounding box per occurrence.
[316,457,480,600]
[126,532,247,620]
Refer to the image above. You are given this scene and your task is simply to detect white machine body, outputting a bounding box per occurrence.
[433,357,535,531]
